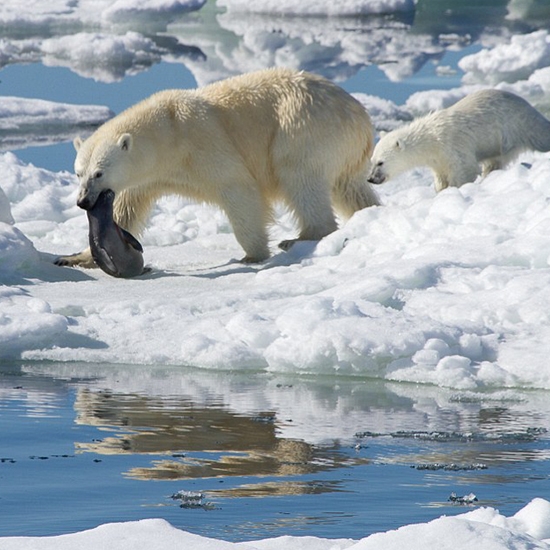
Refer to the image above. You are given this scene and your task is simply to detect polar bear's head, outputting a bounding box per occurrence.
[367,133,409,185]
[74,132,134,210]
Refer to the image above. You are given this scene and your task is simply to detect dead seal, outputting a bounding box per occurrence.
[87,189,146,278]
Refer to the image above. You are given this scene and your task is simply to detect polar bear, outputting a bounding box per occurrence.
[368,89,550,192]
[56,67,378,268]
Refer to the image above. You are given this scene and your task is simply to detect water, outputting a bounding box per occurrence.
[0,61,197,172]
[2,0,550,541]
[1,363,549,540]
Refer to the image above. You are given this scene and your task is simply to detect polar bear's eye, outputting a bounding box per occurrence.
[376,161,384,167]
[94,171,103,179]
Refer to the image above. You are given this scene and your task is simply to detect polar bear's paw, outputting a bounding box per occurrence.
[54,248,96,269]
[278,239,297,252]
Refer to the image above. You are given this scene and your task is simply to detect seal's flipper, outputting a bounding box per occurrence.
[90,247,120,277]
[119,226,144,253]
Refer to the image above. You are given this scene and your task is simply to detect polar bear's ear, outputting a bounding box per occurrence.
[73,136,83,152]
[118,133,133,152]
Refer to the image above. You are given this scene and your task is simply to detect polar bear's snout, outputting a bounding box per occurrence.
[367,163,387,185]
[77,185,101,211]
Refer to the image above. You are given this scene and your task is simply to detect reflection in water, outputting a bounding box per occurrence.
[75,390,280,453]
[5,363,550,491]
[54,362,550,493]
[224,509,355,540]
[1,363,549,540]
[126,442,365,482]
[210,480,347,498]
[3,0,550,99]
[74,387,368,483]
[352,422,550,493]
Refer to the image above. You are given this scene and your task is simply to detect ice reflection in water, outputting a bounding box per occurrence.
[73,388,369,487]
[1,362,549,539]
[54,363,550,493]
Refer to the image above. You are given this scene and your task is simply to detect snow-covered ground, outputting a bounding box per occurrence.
[4,93,550,388]
[2,0,550,548]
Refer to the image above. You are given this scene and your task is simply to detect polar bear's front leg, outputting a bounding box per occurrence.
[434,156,481,191]
[481,158,503,177]
[220,188,272,263]
[434,173,450,192]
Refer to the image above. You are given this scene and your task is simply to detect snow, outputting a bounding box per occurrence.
[6,148,550,388]
[460,30,550,86]
[0,0,206,27]
[0,97,112,149]
[2,0,550,548]
[217,0,415,17]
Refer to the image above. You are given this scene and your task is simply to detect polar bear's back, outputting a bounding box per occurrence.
[199,67,369,131]
[445,89,550,156]
[111,68,373,191]
[200,67,373,167]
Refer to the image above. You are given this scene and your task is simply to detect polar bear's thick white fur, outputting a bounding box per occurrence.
[368,89,550,192]
[58,67,378,267]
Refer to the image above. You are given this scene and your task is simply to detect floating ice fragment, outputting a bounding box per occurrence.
[171,490,203,504]
[170,490,215,509]
[449,492,478,505]
[251,413,276,424]
[354,429,547,442]
[414,463,488,471]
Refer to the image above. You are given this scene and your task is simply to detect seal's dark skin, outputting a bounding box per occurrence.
[86,189,145,278]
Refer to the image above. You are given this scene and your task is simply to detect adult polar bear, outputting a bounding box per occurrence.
[368,89,550,192]
[58,68,378,268]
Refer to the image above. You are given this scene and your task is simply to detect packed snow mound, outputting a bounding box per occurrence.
[460,30,550,86]
[216,0,415,16]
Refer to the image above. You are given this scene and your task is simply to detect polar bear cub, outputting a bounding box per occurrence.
[368,89,550,192]
[57,67,378,268]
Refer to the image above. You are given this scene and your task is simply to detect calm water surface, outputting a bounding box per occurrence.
[1,363,549,540]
